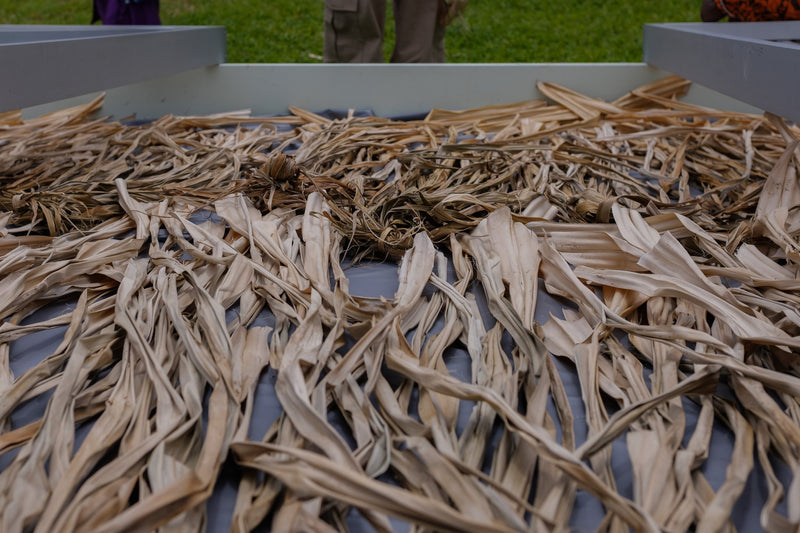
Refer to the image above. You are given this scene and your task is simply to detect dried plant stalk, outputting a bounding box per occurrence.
[1,75,800,532]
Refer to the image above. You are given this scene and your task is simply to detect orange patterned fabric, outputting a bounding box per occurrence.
[715,0,800,21]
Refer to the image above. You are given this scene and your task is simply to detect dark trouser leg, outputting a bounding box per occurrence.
[324,0,386,62]
[391,0,446,62]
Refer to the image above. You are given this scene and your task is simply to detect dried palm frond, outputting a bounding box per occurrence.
[1,75,800,533]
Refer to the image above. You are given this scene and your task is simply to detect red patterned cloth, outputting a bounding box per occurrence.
[714,0,800,21]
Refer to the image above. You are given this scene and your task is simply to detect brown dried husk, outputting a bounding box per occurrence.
[1,75,800,532]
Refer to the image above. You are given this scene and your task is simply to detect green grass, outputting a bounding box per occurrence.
[0,0,701,62]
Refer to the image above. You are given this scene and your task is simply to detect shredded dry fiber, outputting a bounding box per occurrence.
[2,75,800,532]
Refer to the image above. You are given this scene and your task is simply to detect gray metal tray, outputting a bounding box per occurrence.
[1,24,225,112]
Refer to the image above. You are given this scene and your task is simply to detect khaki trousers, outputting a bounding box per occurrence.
[324,0,446,63]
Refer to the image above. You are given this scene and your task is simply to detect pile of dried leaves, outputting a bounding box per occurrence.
[1,75,800,532]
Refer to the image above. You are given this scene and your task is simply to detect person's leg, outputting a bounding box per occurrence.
[324,0,385,62]
[128,0,161,25]
[391,0,445,62]
[430,16,446,62]
[701,0,726,21]
[92,0,124,24]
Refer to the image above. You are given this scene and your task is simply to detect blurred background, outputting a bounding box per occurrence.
[0,0,701,63]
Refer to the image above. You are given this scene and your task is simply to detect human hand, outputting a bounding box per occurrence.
[438,0,468,26]
[701,0,726,21]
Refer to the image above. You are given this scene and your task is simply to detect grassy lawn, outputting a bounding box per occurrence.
[0,0,701,62]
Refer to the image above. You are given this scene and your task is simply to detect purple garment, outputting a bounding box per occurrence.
[92,0,161,25]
